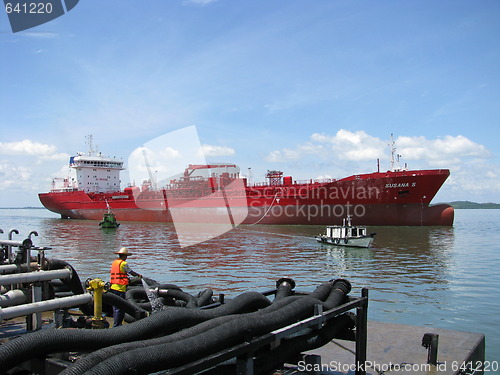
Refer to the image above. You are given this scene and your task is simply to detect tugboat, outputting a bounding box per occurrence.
[99,202,120,228]
[315,216,375,248]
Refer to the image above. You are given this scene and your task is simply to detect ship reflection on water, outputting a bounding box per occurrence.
[35,217,454,301]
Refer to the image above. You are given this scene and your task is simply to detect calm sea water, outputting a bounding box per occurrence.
[0,208,498,366]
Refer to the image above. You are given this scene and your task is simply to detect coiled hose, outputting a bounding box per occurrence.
[79,295,345,375]
[0,291,271,372]
[64,281,352,375]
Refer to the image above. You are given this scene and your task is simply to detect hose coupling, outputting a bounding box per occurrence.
[276,277,296,290]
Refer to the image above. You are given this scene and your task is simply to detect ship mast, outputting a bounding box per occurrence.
[389,134,402,172]
[85,134,97,156]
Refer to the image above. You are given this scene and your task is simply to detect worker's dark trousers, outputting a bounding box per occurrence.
[109,289,126,327]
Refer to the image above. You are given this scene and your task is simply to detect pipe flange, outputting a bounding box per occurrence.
[276,277,296,289]
[84,278,92,288]
[21,238,33,250]
[330,278,352,294]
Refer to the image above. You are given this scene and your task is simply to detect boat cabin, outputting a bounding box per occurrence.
[326,225,368,239]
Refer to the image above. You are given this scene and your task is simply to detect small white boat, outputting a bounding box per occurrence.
[315,216,376,248]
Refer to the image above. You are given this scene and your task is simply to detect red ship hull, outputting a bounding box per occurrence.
[39,169,454,226]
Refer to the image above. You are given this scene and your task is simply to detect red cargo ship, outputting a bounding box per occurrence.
[39,145,454,227]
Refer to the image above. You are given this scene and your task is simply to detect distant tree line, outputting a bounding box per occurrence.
[447,201,500,209]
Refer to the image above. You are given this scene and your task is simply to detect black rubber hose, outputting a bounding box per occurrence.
[274,277,296,301]
[156,283,182,290]
[42,258,92,315]
[102,291,146,321]
[128,277,158,288]
[308,280,334,301]
[81,296,324,375]
[62,293,307,375]
[323,278,352,310]
[196,289,214,307]
[0,291,271,372]
[134,298,168,311]
[124,288,150,315]
[206,313,356,374]
[62,312,247,375]
[50,279,71,293]
[156,288,198,308]
[253,313,356,374]
[76,283,354,375]
[43,259,84,295]
[127,285,190,310]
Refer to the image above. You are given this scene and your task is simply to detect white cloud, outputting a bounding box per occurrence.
[265,141,325,162]
[267,130,386,162]
[311,130,387,161]
[127,146,183,184]
[0,141,68,197]
[160,147,182,159]
[266,130,491,167]
[397,135,490,163]
[200,144,235,157]
[264,130,500,202]
[37,153,70,162]
[0,140,57,156]
[0,162,33,191]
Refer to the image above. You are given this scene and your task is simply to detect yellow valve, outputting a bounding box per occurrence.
[86,278,106,329]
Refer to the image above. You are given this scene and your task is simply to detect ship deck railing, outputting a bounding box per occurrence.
[49,188,79,193]
[250,178,337,188]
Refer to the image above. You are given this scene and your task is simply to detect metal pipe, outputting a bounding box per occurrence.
[0,239,33,248]
[0,289,28,307]
[0,293,92,321]
[0,268,72,286]
[5,230,19,265]
[0,238,32,265]
[0,263,38,275]
[8,229,19,240]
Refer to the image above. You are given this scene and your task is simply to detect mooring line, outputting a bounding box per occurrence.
[248,192,279,226]
[235,226,312,240]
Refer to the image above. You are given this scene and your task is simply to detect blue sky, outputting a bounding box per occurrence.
[1,0,499,207]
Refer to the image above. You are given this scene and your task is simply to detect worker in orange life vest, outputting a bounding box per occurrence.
[109,247,142,327]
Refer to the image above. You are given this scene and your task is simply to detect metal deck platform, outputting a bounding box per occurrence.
[296,321,485,375]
